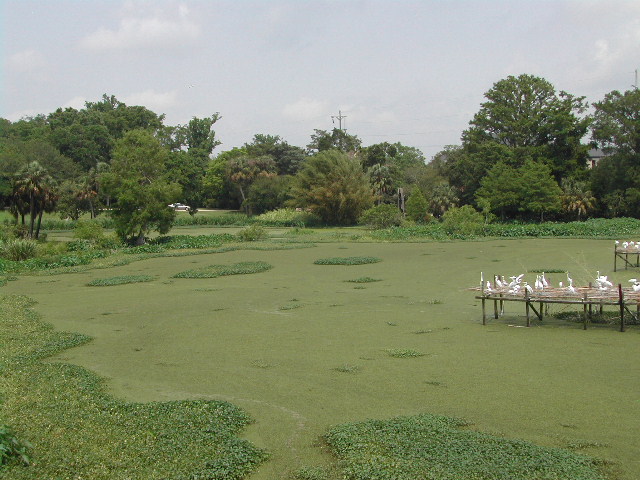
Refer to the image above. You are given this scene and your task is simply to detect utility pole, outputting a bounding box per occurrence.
[331,110,347,131]
[635,69,638,89]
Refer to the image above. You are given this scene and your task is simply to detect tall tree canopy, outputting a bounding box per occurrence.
[101,130,180,244]
[307,128,362,154]
[291,150,373,225]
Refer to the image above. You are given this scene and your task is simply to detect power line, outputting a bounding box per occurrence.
[331,110,347,131]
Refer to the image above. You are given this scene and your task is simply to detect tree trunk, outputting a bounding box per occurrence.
[35,209,44,240]
[28,193,36,238]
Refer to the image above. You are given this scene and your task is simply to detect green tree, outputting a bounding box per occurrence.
[101,130,180,244]
[591,89,640,157]
[475,162,521,220]
[307,128,361,154]
[405,186,429,222]
[11,161,57,239]
[561,179,596,220]
[367,163,393,204]
[244,134,307,175]
[244,175,293,215]
[427,183,459,218]
[518,159,562,221]
[290,150,373,225]
[226,155,277,211]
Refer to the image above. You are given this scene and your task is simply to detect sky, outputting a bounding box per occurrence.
[1,0,639,161]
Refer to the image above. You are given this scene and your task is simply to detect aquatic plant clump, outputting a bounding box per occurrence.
[86,275,155,286]
[326,414,606,480]
[173,261,273,278]
[314,257,381,266]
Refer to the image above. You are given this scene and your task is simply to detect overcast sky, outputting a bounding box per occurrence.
[2,0,639,160]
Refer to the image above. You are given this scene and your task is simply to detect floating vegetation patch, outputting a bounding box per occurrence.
[325,413,606,480]
[279,302,302,311]
[173,261,273,279]
[385,348,425,358]
[333,364,360,373]
[86,275,155,286]
[345,277,382,283]
[413,329,433,334]
[424,380,446,387]
[314,256,381,266]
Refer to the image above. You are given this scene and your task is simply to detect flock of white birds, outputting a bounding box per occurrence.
[480,270,640,295]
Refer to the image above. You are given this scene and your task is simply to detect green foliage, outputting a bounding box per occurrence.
[405,186,429,222]
[0,424,31,467]
[255,208,321,227]
[73,220,105,242]
[314,257,381,266]
[173,261,273,278]
[0,295,267,479]
[291,150,374,225]
[385,348,425,358]
[153,234,233,249]
[1,239,37,261]
[325,414,605,480]
[333,364,360,373]
[293,465,330,480]
[244,175,293,215]
[345,277,381,283]
[307,128,362,153]
[358,204,404,229]
[101,129,181,244]
[172,212,252,226]
[86,275,155,287]
[441,205,485,237]
[236,225,268,242]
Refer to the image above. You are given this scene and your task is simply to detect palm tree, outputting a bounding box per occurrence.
[367,164,393,204]
[561,179,596,220]
[12,162,55,239]
[428,183,459,218]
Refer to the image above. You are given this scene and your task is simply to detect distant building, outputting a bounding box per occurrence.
[587,148,606,169]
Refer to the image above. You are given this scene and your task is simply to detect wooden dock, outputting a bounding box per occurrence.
[614,243,640,271]
[472,282,638,332]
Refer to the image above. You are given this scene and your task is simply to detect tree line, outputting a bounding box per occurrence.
[1,75,639,243]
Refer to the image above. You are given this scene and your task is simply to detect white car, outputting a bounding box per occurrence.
[169,203,190,211]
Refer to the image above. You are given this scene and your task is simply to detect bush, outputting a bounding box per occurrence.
[236,225,268,242]
[255,208,322,227]
[1,239,38,261]
[441,205,485,237]
[73,220,105,242]
[359,204,404,229]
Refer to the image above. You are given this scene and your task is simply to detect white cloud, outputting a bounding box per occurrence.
[7,49,46,73]
[282,98,328,121]
[79,4,200,51]
[122,90,178,111]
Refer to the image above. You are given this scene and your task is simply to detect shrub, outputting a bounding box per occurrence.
[73,220,105,242]
[359,204,404,229]
[1,239,38,261]
[236,225,268,242]
[255,208,322,227]
[441,205,485,237]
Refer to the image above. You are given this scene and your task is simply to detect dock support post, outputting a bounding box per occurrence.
[583,293,588,330]
[525,289,530,327]
[619,284,625,332]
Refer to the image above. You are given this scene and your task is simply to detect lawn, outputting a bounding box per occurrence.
[1,237,639,479]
